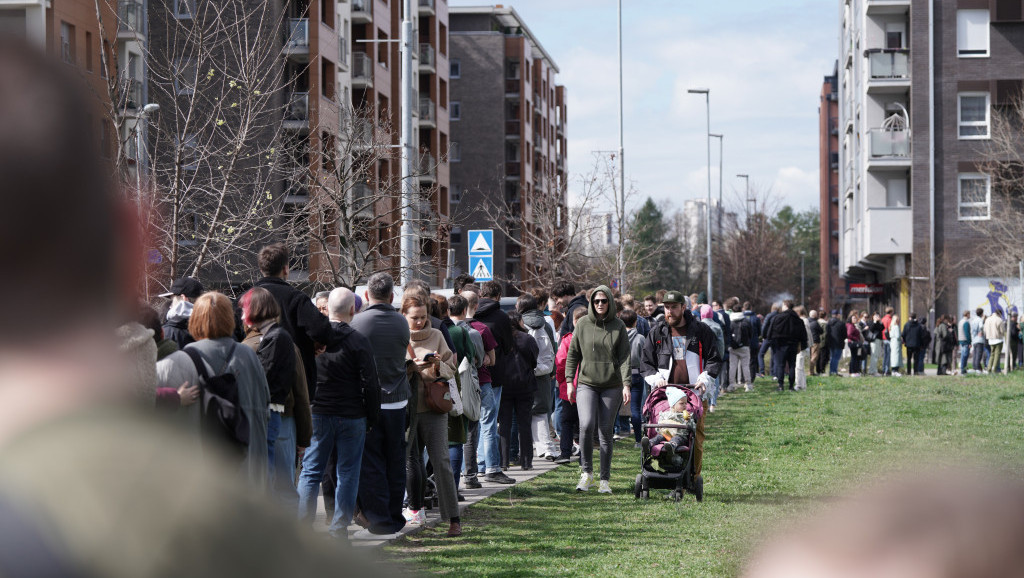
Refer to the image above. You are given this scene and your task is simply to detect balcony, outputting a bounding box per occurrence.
[417,153,437,182]
[351,122,374,149]
[866,0,911,15]
[117,0,145,39]
[352,0,371,23]
[284,19,309,61]
[419,43,435,73]
[418,97,436,128]
[284,92,309,130]
[866,49,910,90]
[556,154,565,172]
[418,0,435,15]
[829,117,839,135]
[505,79,520,97]
[556,119,565,137]
[352,52,373,89]
[505,120,521,138]
[506,161,521,179]
[351,183,374,217]
[868,128,910,161]
[120,78,142,110]
[862,207,912,256]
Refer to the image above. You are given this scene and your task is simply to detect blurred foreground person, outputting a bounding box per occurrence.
[0,39,376,575]
[745,470,1024,578]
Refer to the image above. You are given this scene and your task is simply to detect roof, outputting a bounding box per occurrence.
[449,5,560,73]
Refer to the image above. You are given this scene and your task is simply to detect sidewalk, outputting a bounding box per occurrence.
[311,455,567,547]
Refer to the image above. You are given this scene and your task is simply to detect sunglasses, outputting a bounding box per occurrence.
[593,299,609,304]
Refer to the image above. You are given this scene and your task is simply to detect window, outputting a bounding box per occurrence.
[450,141,461,162]
[958,92,990,139]
[958,174,990,220]
[59,22,75,64]
[450,59,460,78]
[174,0,196,19]
[439,78,447,108]
[178,134,198,171]
[85,31,93,72]
[450,101,461,120]
[438,22,447,56]
[450,226,462,244]
[957,10,989,57]
[174,58,197,95]
[450,186,462,205]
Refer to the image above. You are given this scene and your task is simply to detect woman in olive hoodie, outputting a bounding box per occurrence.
[565,286,631,494]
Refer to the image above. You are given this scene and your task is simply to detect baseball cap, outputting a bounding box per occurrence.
[662,291,686,304]
[159,277,205,300]
[831,309,840,316]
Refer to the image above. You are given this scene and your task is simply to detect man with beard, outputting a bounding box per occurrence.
[639,292,721,479]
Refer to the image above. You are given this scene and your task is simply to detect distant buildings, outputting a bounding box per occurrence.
[819,63,842,311]
[678,198,736,268]
[837,0,1024,317]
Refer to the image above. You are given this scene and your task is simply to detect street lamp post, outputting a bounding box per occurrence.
[800,250,806,306]
[737,173,751,215]
[710,133,723,297]
[617,0,626,294]
[689,88,712,303]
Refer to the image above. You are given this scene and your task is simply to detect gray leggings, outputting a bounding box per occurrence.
[576,384,623,481]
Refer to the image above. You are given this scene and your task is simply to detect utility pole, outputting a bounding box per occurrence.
[399,0,415,286]
[617,0,626,294]
[711,133,723,298]
[688,88,712,303]
[800,250,806,306]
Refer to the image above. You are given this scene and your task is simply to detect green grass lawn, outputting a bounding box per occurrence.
[388,373,1024,577]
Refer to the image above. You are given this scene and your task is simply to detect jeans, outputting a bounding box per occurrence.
[576,384,623,481]
[449,445,463,490]
[557,397,579,459]
[357,407,407,535]
[629,375,644,443]
[758,339,772,374]
[959,342,971,374]
[867,341,881,376]
[972,343,985,370]
[498,390,534,469]
[272,416,298,509]
[476,383,502,475]
[266,410,282,482]
[551,382,563,439]
[298,415,366,536]
[882,341,891,374]
[462,419,479,481]
[907,347,922,375]
[772,342,798,388]
[830,346,844,375]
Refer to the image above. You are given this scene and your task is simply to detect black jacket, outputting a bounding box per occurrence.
[503,330,539,395]
[760,311,778,341]
[474,298,514,387]
[768,309,808,349]
[255,323,297,406]
[827,317,847,348]
[640,310,723,381]
[255,276,332,399]
[809,318,824,344]
[313,321,381,426]
[162,315,194,350]
[902,320,924,349]
[558,294,590,339]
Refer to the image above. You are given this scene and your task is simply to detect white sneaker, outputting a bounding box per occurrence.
[892,371,901,377]
[744,383,754,392]
[576,472,594,492]
[402,508,426,525]
[597,480,612,494]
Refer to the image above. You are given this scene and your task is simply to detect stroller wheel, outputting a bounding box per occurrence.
[694,475,704,502]
[634,474,643,499]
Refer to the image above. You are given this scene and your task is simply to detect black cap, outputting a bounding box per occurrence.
[662,291,687,305]
[160,277,204,300]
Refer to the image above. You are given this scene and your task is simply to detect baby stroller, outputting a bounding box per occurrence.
[633,385,704,502]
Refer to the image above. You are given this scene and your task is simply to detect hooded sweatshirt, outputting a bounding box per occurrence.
[521,309,555,376]
[564,286,631,390]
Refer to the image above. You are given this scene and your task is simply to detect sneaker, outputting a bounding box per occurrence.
[402,508,426,525]
[708,405,716,413]
[576,472,594,492]
[463,477,482,489]
[571,443,580,456]
[352,528,401,541]
[553,455,571,464]
[598,480,612,494]
[484,472,516,485]
[544,453,556,461]
[745,383,754,392]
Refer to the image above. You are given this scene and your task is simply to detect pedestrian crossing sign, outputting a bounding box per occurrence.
[468,230,493,255]
[470,256,493,282]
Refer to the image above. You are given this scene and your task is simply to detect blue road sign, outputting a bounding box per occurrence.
[470,256,494,282]
[468,229,494,256]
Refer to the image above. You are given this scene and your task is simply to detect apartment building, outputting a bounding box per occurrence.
[837,0,1024,318]
[819,64,843,311]
[448,5,567,286]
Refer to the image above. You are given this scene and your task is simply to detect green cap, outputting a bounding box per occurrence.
[662,290,686,304]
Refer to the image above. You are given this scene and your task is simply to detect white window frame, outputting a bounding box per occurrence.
[450,141,461,162]
[958,92,990,140]
[450,59,460,79]
[958,173,991,221]
[174,0,196,19]
[450,101,461,120]
[957,9,990,58]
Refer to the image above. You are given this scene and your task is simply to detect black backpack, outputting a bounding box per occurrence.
[184,344,250,453]
[731,318,751,347]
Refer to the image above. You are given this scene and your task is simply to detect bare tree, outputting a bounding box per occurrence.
[719,183,794,310]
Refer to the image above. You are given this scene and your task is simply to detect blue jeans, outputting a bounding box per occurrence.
[272,416,298,509]
[882,341,891,374]
[960,342,971,373]
[629,375,644,443]
[298,415,366,536]
[758,339,772,374]
[266,410,282,482]
[476,383,502,475]
[830,346,843,375]
[551,381,562,439]
[358,407,407,535]
[449,445,463,490]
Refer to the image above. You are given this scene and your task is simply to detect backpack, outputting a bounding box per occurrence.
[731,318,751,347]
[183,344,250,452]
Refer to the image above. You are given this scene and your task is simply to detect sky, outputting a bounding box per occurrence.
[449,0,839,216]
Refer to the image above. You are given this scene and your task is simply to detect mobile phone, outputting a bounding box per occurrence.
[423,352,437,362]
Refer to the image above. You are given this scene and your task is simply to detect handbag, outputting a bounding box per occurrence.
[458,355,481,421]
[448,377,464,417]
[408,343,454,414]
